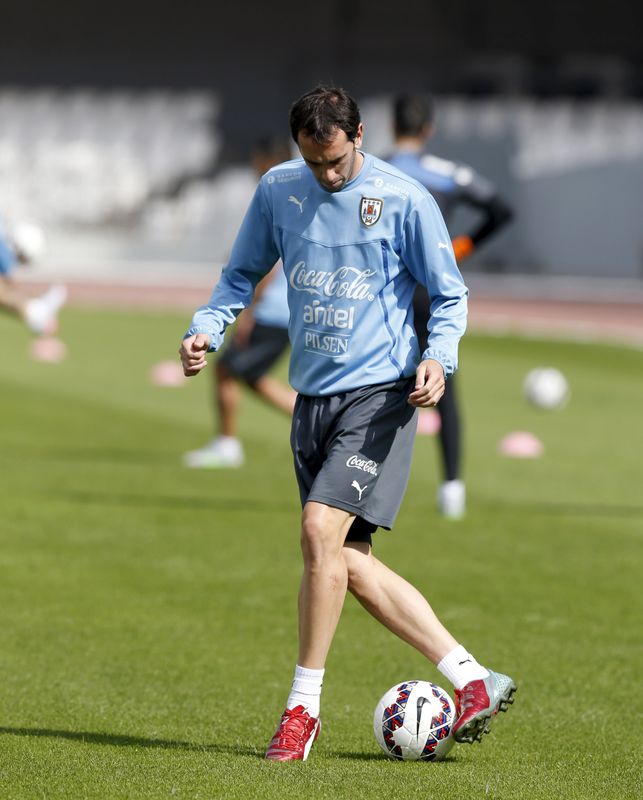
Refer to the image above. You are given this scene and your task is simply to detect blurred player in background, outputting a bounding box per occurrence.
[0,218,67,335]
[387,94,513,519]
[180,85,516,762]
[183,137,296,468]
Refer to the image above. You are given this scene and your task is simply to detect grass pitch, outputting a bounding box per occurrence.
[0,307,641,799]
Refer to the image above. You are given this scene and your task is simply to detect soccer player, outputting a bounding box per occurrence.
[183,261,296,467]
[387,94,514,519]
[183,138,296,468]
[0,219,67,335]
[180,86,516,761]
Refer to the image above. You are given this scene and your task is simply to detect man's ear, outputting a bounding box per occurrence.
[354,122,364,148]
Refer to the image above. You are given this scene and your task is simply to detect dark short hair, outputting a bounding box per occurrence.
[289,85,361,144]
[393,94,434,136]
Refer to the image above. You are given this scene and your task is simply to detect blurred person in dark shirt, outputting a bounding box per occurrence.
[183,137,296,468]
[388,94,513,519]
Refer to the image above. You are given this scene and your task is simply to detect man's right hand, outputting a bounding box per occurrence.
[179,333,211,376]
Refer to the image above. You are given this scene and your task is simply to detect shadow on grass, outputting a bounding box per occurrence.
[328,751,388,761]
[49,489,296,516]
[13,447,168,466]
[0,727,262,758]
[484,499,643,520]
[331,751,457,763]
[0,728,423,762]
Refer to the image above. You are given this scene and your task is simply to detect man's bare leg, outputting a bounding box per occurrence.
[183,360,244,468]
[266,502,354,760]
[343,541,457,664]
[215,360,242,437]
[297,502,355,668]
[0,278,27,321]
[252,375,296,416]
[0,278,66,334]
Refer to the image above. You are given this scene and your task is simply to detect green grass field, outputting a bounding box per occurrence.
[0,307,641,799]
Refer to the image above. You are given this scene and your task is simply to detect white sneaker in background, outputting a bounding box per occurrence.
[183,436,245,468]
[437,479,466,519]
[24,284,68,335]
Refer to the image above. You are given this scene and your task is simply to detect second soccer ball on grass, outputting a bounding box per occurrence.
[523,367,570,410]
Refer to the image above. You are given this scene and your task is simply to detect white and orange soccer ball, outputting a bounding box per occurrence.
[373,680,456,761]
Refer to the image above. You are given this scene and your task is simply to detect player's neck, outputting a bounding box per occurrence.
[349,150,365,182]
[394,137,425,154]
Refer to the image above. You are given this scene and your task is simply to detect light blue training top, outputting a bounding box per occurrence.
[252,262,290,328]
[186,152,468,397]
[249,152,490,332]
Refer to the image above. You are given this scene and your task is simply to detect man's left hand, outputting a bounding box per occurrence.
[408,358,445,407]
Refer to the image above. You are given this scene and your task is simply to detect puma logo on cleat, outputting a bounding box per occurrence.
[351,480,367,500]
[288,195,307,213]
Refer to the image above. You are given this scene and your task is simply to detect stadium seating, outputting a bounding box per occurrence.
[0,88,220,226]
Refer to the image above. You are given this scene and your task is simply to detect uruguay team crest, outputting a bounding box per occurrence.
[360,197,384,227]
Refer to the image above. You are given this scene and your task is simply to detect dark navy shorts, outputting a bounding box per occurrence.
[290,377,418,546]
[219,322,290,384]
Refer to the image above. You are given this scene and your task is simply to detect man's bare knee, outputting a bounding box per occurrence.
[300,503,353,567]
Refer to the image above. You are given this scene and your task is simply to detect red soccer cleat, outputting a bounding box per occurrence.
[453,670,517,744]
[265,705,321,762]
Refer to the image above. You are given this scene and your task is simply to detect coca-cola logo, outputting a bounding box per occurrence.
[346,455,379,475]
[289,262,375,301]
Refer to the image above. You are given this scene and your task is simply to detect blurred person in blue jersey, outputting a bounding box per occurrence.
[180,86,516,762]
[183,137,297,468]
[0,218,67,335]
[388,94,513,519]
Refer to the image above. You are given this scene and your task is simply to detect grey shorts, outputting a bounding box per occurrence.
[219,323,289,384]
[290,377,418,545]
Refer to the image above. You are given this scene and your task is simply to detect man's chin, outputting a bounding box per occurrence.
[321,181,345,193]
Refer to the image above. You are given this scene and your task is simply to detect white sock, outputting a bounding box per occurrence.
[437,645,489,690]
[286,665,324,717]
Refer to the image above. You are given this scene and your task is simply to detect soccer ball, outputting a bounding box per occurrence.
[522,367,570,410]
[12,221,47,263]
[373,680,456,761]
